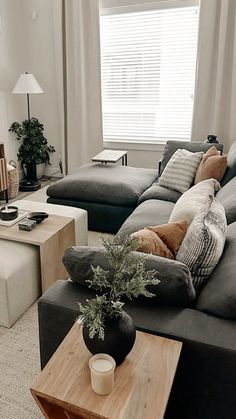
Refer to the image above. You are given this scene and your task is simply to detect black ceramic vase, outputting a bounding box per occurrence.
[82,311,136,365]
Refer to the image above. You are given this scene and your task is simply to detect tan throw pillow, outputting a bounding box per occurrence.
[131,229,174,259]
[194,146,227,184]
[146,220,188,255]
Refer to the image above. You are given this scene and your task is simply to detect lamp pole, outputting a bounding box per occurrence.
[25,72,31,121]
[27,93,30,121]
[12,72,43,191]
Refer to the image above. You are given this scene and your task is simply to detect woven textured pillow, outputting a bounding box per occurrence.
[169,178,221,224]
[176,196,227,293]
[194,146,227,184]
[158,148,203,193]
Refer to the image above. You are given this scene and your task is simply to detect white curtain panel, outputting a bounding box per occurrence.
[63,0,103,173]
[192,0,236,150]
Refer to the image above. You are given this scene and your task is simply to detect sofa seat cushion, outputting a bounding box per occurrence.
[63,246,196,306]
[196,222,236,320]
[117,199,175,238]
[138,183,181,205]
[47,163,158,207]
[40,280,236,352]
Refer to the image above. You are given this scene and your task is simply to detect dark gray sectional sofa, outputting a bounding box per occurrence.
[39,140,236,419]
[47,141,224,233]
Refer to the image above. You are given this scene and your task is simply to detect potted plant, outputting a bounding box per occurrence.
[79,235,160,364]
[9,117,55,180]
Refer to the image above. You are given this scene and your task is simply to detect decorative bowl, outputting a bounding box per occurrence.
[27,212,49,224]
[0,206,18,221]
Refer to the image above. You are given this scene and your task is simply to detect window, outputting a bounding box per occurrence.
[100,0,199,143]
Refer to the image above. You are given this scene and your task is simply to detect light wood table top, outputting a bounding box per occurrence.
[0,214,72,245]
[92,149,127,165]
[31,322,182,419]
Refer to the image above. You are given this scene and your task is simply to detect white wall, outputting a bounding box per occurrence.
[0,0,63,176]
[0,0,158,174]
[24,0,64,176]
[0,0,28,161]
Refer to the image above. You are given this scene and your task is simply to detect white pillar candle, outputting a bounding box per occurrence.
[89,353,116,395]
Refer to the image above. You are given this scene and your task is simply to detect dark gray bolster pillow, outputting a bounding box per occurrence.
[63,246,196,306]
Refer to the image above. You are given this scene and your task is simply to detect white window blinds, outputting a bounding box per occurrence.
[100,1,199,143]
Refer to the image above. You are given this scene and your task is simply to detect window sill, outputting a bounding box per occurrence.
[103,139,166,152]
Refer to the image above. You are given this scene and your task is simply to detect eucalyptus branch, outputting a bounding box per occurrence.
[78,235,160,340]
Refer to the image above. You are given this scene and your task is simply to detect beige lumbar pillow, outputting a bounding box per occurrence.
[131,228,174,259]
[194,146,227,184]
[146,220,188,256]
[169,178,221,224]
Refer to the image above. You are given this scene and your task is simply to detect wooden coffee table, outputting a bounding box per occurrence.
[0,214,75,292]
[31,322,182,419]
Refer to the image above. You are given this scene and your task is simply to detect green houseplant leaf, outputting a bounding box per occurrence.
[9,117,55,165]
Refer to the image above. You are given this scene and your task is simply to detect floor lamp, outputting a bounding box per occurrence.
[12,72,43,191]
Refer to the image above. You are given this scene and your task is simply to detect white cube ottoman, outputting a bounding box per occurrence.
[0,201,88,328]
[0,240,40,328]
[13,200,88,246]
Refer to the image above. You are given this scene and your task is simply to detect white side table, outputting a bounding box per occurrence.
[92,149,128,166]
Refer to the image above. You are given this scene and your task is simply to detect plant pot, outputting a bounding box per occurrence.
[23,163,46,180]
[82,311,136,365]
[36,163,46,179]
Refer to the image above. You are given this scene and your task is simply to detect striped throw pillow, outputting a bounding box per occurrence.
[158,149,203,193]
[176,195,227,293]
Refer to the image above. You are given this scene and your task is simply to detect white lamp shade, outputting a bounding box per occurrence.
[12,73,43,94]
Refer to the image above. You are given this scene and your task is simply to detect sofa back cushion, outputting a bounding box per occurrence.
[196,222,236,320]
[160,140,223,175]
[63,246,196,306]
[176,196,227,293]
[221,140,236,186]
[169,178,220,224]
[215,176,236,225]
[138,184,181,205]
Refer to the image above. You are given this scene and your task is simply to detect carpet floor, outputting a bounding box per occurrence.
[0,184,114,417]
[0,304,43,418]
[0,230,112,419]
